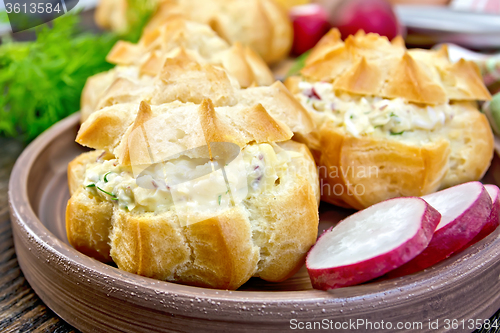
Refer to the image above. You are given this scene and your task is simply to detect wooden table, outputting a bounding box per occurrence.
[0,138,76,332]
[1,135,500,333]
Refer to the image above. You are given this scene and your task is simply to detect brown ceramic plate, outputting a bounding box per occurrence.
[9,113,500,332]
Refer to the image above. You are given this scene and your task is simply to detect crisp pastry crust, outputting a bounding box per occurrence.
[95,0,292,64]
[317,126,451,210]
[94,0,129,33]
[79,57,314,143]
[67,59,319,290]
[301,30,491,104]
[67,144,318,289]
[81,18,275,122]
[66,185,114,263]
[67,125,319,289]
[286,29,494,209]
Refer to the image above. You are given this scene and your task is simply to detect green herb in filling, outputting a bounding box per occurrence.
[103,172,112,183]
[96,186,117,199]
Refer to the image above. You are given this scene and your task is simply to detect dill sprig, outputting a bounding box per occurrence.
[103,171,112,182]
[286,50,311,78]
[122,0,157,42]
[0,14,116,142]
[0,1,155,142]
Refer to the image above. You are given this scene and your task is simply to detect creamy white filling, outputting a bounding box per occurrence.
[297,81,455,137]
[83,143,295,212]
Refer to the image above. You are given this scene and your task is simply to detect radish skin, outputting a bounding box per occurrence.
[330,0,402,40]
[306,197,440,290]
[290,4,331,55]
[387,182,492,278]
[462,184,500,248]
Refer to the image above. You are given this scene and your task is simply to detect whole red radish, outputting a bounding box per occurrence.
[330,0,403,40]
[290,4,331,55]
[387,182,492,278]
[306,197,440,290]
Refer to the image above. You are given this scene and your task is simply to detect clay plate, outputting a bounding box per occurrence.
[9,113,500,332]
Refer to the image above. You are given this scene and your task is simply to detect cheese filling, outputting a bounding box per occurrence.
[297,81,455,137]
[83,143,296,212]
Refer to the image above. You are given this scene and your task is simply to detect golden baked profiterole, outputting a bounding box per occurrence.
[285,29,493,210]
[81,18,275,122]
[67,59,319,290]
[95,0,292,64]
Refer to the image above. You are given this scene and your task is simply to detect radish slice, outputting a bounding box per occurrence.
[463,184,500,247]
[306,197,440,290]
[387,182,492,278]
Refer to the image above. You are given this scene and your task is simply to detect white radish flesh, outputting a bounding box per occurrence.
[306,197,440,290]
[387,182,492,278]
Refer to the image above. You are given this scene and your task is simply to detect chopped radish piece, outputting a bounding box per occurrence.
[463,184,500,247]
[306,197,440,290]
[387,182,492,278]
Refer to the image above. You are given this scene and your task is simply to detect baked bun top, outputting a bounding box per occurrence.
[80,55,313,149]
[96,0,292,64]
[81,18,277,122]
[300,29,491,105]
[77,59,315,166]
[106,18,274,87]
[78,99,291,167]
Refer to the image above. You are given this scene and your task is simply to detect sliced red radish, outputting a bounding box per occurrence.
[387,182,492,278]
[462,184,500,247]
[306,197,440,290]
[290,4,331,55]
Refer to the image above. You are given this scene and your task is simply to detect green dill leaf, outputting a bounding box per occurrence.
[96,186,117,198]
[86,184,96,187]
[218,194,222,205]
[0,14,117,142]
[286,50,311,78]
[104,172,112,183]
[121,0,157,42]
[390,130,405,135]
[0,11,9,24]
[390,112,397,117]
